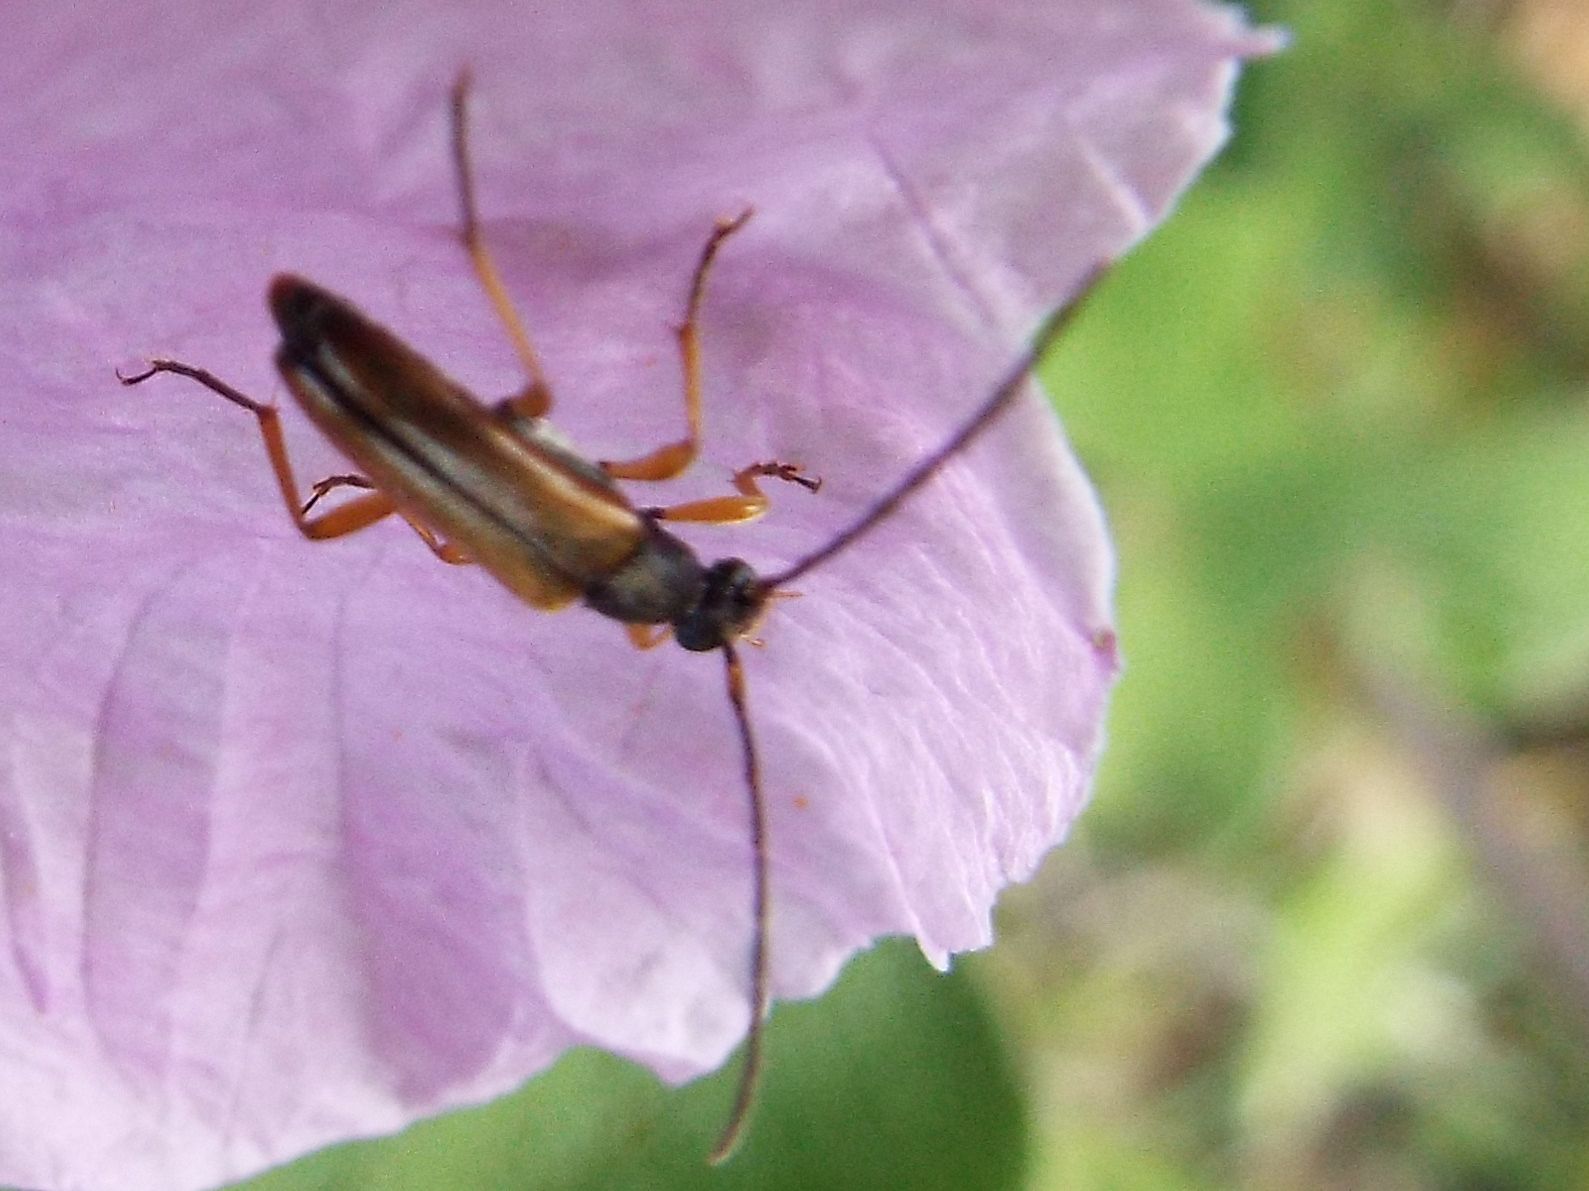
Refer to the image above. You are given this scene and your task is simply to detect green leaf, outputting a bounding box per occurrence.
[233,939,1025,1191]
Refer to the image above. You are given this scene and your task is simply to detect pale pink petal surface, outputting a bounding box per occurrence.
[0,2,1273,1187]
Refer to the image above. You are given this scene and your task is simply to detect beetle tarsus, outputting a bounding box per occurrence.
[745,461,821,494]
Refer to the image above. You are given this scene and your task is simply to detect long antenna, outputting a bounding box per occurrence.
[761,265,1108,592]
[708,268,1108,1160]
[710,641,771,1164]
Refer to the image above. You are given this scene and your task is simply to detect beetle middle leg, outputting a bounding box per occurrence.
[301,474,374,515]
[120,360,471,564]
[602,209,753,484]
[451,70,553,422]
[299,475,471,563]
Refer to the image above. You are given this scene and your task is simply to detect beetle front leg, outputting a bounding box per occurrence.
[653,460,820,525]
[625,624,672,649]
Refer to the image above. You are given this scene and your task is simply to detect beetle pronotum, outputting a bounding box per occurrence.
[121,72,1101,1162]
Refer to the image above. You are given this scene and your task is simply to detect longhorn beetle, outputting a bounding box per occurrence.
[120,72,1104,1162]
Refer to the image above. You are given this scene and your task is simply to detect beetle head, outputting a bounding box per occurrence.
[674,559,768,652]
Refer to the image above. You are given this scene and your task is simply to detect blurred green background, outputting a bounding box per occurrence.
[233,2,1589,1187]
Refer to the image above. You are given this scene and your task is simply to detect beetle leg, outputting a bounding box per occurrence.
[122,359,336,535]
[297,474,470,562]
[451,70,554,419]
[301,473,374,515]
[490,393,546,427]
[296,491,472,564]
[653,460,819,525]
[121,359,473,565]
[297,490,398,537]
[396,512,474,564]
[294,488,472,564]
[601,209,753,482]
[625,623,672,650]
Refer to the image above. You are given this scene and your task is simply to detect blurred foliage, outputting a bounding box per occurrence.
[1006,0,1589,1188]
[233,1,1589,1188]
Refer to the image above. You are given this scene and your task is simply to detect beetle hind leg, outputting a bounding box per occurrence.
[120,359,474,566]
[121,359,336,538]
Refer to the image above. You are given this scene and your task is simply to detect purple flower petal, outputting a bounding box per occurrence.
[0,2,1274,1187]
